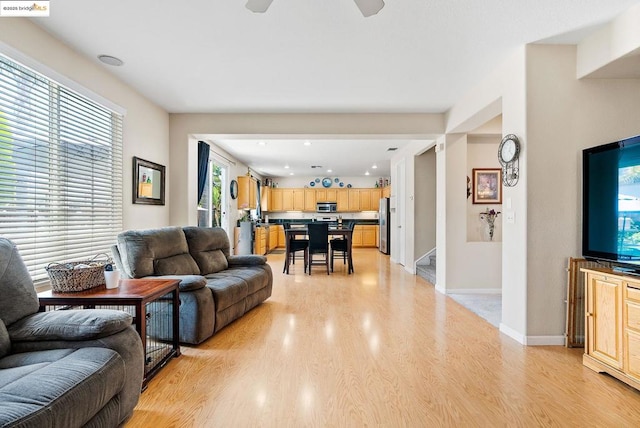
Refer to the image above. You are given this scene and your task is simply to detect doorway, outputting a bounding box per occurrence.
[198,158,230,236]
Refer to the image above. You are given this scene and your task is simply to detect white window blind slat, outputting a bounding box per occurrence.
[0,54,123,284]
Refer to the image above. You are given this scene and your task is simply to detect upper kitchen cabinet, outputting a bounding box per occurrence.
[237,176,258,210]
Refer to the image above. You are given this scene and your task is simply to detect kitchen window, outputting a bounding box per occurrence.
[0,53,123,284]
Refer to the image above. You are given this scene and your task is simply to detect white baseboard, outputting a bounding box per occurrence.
[499,323,525,344]
[435,284,446,294]
[446,288,501,294]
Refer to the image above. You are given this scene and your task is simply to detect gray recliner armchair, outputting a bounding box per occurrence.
[0,238,144,427]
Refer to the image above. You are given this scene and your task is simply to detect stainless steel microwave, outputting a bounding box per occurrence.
[316,202,337,213]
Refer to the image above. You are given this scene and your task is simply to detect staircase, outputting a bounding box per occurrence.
[416,252,436,285]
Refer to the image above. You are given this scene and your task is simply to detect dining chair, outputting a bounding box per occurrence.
[283,222,309,274]
[330,221,355,272]
[307,222,330,275]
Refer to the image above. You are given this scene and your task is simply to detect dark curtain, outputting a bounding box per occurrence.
[197,141,210,202]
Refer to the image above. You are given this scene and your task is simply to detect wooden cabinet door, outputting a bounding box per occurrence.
[359,189,370,211]
[316,189,327,202]
[278,226,286,247]
[237,176,250,209]
[281,189,294,211]
[382,186,391,198]
[351,225,363,247]
[371,189,382,206]
[348,189,360,211]
[326,188,338,202]
[269,226,278,251]
[271,188,283,211]
[336,189,349,212]
[261,187,270,212]
[293,189,305,211]
[362,226,377,247]
[587,273,623,368]
[304,189,316,211]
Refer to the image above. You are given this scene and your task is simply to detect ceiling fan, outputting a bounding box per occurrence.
[245,0,385,17]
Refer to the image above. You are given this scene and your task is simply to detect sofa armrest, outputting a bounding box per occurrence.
[141,274,207,292]
[7,309,132,342]
[227,255,267,266]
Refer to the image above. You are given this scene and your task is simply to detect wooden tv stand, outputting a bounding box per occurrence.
[582,267,640,391]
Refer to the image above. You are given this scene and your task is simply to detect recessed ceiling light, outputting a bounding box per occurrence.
[327,169,332,173]
[289,172,294,175]
[372,164,378,169]
[365,171,370,176]
[304,141,311,146]
[97,55,124,67]
[284,165,290,169]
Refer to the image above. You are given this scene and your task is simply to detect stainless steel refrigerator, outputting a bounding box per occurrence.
[379,197,390,254]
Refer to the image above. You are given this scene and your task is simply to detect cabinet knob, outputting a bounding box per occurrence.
[586,312,593,317]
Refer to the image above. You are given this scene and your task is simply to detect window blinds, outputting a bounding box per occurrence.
[0,54,123,284]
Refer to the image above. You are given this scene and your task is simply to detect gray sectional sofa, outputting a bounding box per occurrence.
[0,238,144,427]
[112,226,273,344]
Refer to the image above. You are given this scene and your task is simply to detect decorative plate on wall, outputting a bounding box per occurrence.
[322,177,332,188]
[315,178,320,183]
[339,182,344,187]
[334,178,340,183]
[309,181,315,187]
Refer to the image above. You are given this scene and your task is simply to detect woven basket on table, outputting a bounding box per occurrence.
[46,254,112,293]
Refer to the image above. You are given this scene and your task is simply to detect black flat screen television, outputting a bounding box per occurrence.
[583,134,640,268]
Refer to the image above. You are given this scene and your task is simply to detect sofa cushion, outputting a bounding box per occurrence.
[204,275,248,311]
[0,319,9,359]
[227,255,267,266]
[0,347,124,428]
[183,227,231,274]
[0,238,40,326]
[8,309,132,342]
[154,254,200,276]
[208,267,270,295]
[117,227,200,278]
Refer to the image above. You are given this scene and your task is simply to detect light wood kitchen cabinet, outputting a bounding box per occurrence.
[371,188,382,207]
[326,188,338,202]
[583,267,640,391]
[293,189,305,210]
[382,186,391,198]
[336,189,349,212]
[281,189,294,210]
[278,225,286,247]
[351,225,378,248]
[268,225,279,251]
[348,189,360,211]
[362,225,377,247]
[316,189,327,202]
[271,188,283,211]
[254,227,267,255]
[261,187,270,212]
[237,176,257,210]
[304,189,316,211]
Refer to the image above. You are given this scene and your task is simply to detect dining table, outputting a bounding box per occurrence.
[284,225,354,274]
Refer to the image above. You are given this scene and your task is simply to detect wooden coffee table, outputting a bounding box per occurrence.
[38,278,180,388]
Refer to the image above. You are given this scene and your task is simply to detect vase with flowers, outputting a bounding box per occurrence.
[479,209,501,241]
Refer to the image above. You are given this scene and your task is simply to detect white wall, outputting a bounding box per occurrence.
[0,19,171,231]
[444,46,528,341]
[467,135,502,242]
[525,44,640,339]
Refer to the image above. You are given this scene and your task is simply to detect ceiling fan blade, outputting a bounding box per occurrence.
[246,0,274,13]
[353,0,385,17]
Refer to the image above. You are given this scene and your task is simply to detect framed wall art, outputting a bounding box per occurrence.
[133,156,165,205]
[472,168,502,204]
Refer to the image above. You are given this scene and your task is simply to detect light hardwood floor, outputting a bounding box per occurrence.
[127,249,640,427]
